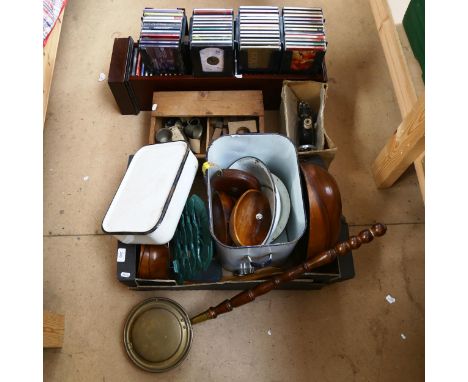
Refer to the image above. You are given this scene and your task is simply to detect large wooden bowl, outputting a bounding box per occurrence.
[300,162,342,259]
[211,191,235,245]
[229,189,272,246]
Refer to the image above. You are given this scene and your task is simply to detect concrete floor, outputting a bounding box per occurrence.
[44,0,425,381]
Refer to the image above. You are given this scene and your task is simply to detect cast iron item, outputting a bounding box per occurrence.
[123,223,387,372]
[300,161,342,259]
[297,100,317,149]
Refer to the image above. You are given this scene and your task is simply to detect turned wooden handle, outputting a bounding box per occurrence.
[190,223,387,325]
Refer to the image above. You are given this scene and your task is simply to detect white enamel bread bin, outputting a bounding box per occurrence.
[102,142,198,245]
[206,134,306,273]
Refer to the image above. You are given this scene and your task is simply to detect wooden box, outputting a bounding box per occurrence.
[148,90,265,159]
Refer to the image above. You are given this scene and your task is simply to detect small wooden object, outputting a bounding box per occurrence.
[43,310,65,348]
[300,162,342,258]
[211,169,261,198]
[229,189,272,246]
[369,0,418,117]
[372,95,425,188]
[149,90,265,159]
[212,191,235,245]
[138,245,170,279]
[190,223,387,324]
[369,0,425,198]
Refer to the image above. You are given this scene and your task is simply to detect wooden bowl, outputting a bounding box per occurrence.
[229,189,272,246]
[138,244,170,279]
[211,169,261,198]
[300,162,342,259]
[211,191,235,245]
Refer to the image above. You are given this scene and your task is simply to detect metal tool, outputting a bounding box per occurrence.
[123,224,387,372]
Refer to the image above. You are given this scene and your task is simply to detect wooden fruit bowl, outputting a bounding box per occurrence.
[229,189,272,246]
[300,162,342,259]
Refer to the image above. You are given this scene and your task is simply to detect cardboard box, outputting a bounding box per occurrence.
[116,217,354,290]
[279,80,337,168]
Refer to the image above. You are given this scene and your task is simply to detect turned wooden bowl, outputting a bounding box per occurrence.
[138,244,170,279]
[211,191,235,245]
[300,162,342,259]
[211,169,261,198]
[229,189,272,246]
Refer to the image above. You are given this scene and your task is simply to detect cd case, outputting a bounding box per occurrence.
[280,7,327,75]
[138,8,190,75]
[190,9,235,77]
[236,6,283,74]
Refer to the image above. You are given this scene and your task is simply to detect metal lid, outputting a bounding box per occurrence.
[124,297,192,373]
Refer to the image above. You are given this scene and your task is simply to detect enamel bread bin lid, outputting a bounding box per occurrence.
[102,142,198,245]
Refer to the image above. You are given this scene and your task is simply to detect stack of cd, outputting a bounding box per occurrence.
[138,8,188,74]
[190,8,234,76]
[280,7,327,74]
[237,6,283,73]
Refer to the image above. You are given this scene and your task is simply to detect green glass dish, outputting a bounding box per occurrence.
[171,195,213,284]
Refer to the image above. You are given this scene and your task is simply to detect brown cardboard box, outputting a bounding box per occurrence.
[279,80,337,168]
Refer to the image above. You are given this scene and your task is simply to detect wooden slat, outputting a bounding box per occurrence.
[372,95,425,188]
[43,9,65,125]
[43,310,65,348]
[152,91,264,117]
[369,0,418,117]
[414,151,425,202]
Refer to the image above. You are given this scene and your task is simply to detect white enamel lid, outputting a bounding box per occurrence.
[102,142,189,234]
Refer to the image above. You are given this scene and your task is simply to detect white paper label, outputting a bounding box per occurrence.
[120,272,130,278]
[117,248,126,263]
[200,47,224,73]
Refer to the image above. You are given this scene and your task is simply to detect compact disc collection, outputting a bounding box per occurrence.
[280,7,327,74]
[138,8,188,74]
[134,6,327,77]
[237,6,283,74]
[189,8,235,77]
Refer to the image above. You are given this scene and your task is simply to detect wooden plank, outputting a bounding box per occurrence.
[369,0,418,117]
[152,91,264,117]
[372,95,425,188]
[43,310,64,348]
[43,9,65,125]
[414,151,425,202]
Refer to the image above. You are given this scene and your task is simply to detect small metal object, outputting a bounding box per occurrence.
[303,118,313,130]
[186,119,203,138]
[235,256,255,276]
[124,297,192,373]
[155,128,172,143]
[164,118,177,129]
[297,144,315,152]
[236,126,251,134]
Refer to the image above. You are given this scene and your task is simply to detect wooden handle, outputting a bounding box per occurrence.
[190,223,387,325]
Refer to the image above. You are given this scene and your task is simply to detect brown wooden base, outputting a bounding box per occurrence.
[107,38,328,114]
